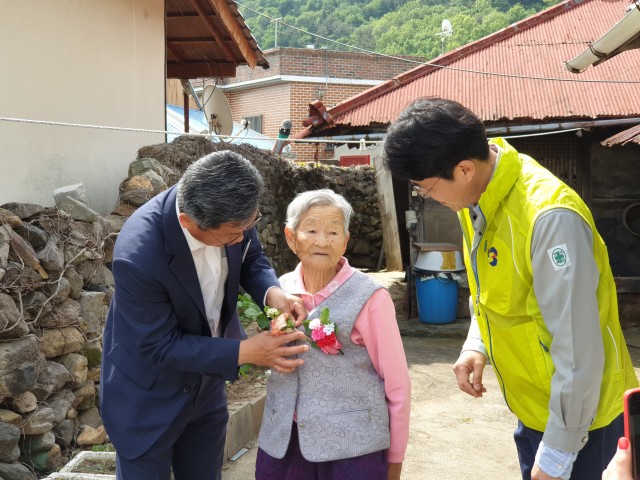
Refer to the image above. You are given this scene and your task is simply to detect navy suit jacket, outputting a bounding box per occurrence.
[100,185,278,459]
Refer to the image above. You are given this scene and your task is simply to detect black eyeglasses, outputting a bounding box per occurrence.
[411,178,441,199]
[210,210,262,246]
[242,210,262,232]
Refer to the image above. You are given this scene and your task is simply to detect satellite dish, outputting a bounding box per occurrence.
[202,85,233,137]
[441,19,453,38]
[436,19,453,54]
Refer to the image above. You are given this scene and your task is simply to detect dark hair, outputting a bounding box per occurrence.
[176,150,264,230]
[382,97,490,181]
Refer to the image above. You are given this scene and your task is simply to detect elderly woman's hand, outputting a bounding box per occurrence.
[265,287,307,324]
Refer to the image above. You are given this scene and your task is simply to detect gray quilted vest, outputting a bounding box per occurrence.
[257,270,391,462]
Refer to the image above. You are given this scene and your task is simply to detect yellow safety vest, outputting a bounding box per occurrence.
[458,138,638,431]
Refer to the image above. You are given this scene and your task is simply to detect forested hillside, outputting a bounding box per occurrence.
[237,0,560,61]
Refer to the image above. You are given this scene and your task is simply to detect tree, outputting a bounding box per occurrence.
[239,0,558,54]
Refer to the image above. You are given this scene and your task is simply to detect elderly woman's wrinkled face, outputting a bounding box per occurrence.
[285,205,349,271]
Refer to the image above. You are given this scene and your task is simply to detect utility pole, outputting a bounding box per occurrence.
[272,17,282,48]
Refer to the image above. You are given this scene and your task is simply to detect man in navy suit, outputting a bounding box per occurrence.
[100,150,309,479]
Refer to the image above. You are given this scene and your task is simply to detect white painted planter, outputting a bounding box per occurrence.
[46,451,116,479]
[49,393,266,479]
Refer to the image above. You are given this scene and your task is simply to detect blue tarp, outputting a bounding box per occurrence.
[166,104,275,151]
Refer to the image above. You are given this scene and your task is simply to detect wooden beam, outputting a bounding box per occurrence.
[167,37,217,44]
[167,43,185,63]
[166,12,199,18]
[373,155,403,272]
[183,86,190,133]
[209,0,257,68]
[188,0,236,64]
[167,62,236,78]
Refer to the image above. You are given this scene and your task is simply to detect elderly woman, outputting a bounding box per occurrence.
[256,189,411,480]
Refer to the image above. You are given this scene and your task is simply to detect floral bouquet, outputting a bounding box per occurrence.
[303,307,343,355]
[264,306,342,355]
[264,306,298,335]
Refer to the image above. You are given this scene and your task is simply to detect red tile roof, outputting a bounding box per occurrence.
[309,0,640,134]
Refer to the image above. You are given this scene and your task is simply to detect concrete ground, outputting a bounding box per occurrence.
[222,271,640,479]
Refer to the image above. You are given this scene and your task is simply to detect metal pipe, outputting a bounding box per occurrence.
[486,118,640,135]
[323,133,386,141]
[317,119,640,143]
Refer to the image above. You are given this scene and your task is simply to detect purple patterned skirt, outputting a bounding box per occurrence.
[255,422,387,480]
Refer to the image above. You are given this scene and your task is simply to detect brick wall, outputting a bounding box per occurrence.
[289,82,368,162]
[167,48,423,161]
[225,47,421,83]
[225,80,371,162]
[225,83,291,139]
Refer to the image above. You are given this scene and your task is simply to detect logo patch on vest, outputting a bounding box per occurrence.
[488,247,498,266]
[547,244,571,271]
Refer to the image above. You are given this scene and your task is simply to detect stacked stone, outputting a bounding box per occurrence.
[0,186,114,478]
[124,135,384,274]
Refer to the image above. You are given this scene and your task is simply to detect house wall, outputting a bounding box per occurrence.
[289,82,369,162]
[226,80,374,161]
[230,47,419,84]
[225,83,291,141]
[0,0,165,214]
[219,48,422,161]
[167,79,200,110]
[590,142,640,277]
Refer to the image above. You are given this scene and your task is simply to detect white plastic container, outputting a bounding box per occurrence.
[414,250,464,274]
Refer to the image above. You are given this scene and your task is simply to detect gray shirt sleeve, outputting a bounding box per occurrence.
[532,209,604,453]
[462,295,488,357]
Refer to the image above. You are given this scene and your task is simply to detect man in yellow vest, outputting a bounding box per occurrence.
[382,97,638,480]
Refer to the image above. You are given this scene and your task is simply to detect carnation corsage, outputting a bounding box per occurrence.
[303,307,343,355]
[264,306,342,355]
[264,306,297,335]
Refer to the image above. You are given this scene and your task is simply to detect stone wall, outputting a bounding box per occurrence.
[121,135,383,274]
[0,135,382,477]
[0,201,113,478]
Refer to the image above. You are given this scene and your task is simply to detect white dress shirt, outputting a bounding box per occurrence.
[176,200,228,337]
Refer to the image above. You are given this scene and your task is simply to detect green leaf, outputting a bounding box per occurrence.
[236,293,271,330]
[238,363,253,378]
[320,306,330,323]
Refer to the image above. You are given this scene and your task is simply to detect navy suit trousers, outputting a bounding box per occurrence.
[514,413,624,480]
[115,375,228,480]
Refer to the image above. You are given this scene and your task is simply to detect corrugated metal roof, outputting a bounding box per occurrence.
[313,0,640,133]
[601,123,640,146]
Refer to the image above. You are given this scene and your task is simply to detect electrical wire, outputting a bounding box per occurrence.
[235,1,640,85]
[0,115,369,144]
[0,115,587,143]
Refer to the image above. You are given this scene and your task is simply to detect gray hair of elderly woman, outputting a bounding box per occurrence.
[177,150,264,230]
[285,189,353,234]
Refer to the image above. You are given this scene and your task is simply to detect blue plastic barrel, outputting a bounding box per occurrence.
[415,274,459,324]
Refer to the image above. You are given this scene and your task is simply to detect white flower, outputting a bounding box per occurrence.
[322,323,335,335]
[308,318,321,330]
[265,307,280,319]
